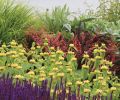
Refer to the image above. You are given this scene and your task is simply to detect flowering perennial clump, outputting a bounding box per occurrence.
[0,40,120,100]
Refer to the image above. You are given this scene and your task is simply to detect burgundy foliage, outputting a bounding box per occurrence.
[72,32,119,72]
[25,29,119,73]
[48,32,69,52]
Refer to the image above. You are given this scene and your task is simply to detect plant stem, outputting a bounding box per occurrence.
[110,92,113,100]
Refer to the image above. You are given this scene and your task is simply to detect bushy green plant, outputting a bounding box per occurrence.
[71,15,96,33]
[38,5,70,34]
[71,14,120,34]
[0,0,32,43]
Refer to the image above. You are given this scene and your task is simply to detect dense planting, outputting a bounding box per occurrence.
[0,40,120,99]
[25,31,119,72]
[0,0,119,100]
[0,76,119,100]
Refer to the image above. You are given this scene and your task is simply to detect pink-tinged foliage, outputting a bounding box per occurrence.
[32,34,43,45]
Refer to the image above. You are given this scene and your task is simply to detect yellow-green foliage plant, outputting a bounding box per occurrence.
[0,40,120,99]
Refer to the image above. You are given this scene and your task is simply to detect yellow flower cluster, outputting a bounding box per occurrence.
[83,54,89,58]
[56,50,63,54]
[57,73,64,77]
[69,44,74,47]
[76,81,82,86]
[82,64,89,69]
[0,53,6,56]
[83,89,91,93]
[71,57,77,61]
[10,40,17,46]
[29,59,36,64]
[14,75,24,79]
[96,89,103,94]
[101,65,108,70]
[66,81,72,86]
[84,80,90,84]
[110,87,116,91]
[0,66,5,71]
[68,51,74,55]
[27,71,35,75]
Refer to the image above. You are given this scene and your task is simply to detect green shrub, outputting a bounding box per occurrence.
[0,0,32,43]
[38,5,70,34]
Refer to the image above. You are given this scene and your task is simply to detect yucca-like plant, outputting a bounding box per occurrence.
[0,0,32,43]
